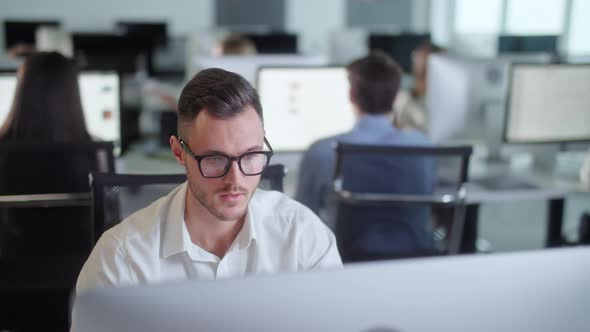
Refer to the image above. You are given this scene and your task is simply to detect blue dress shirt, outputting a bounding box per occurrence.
[295,114,436,256]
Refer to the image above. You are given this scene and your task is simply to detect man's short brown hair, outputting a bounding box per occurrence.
[347,50,402,115]
[177,68,263,133]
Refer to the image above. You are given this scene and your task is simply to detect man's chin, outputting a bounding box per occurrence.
[213,205,248,222]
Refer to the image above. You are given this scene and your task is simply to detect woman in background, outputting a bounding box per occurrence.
[0,52,94,332]
[0,51,92,194]
[0,51,90,143]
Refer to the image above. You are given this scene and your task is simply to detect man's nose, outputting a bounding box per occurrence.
[223,160,243,182]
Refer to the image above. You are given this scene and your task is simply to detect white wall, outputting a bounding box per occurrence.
[286,0,345,55]
[411,0,432,33]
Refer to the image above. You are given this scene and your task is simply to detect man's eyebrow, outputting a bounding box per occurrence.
[245,145,263,152]
[199,145,263,155]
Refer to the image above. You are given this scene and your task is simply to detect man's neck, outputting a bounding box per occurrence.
[184,196,246,259]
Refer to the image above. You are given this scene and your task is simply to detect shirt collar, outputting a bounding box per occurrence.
[237,197,258,249]
[353,114,396,132]
[162,182,258,259]
[162,182,192,259]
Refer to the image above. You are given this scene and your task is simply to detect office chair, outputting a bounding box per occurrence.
[0,141,115,332]
[90,164,286,244]
[0,141,115,254]
[332,143,472,263]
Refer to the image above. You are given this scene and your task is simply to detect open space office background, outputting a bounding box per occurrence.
[1,0,589,252]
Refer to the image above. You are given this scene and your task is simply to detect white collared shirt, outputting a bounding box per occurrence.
[75,183,342,293]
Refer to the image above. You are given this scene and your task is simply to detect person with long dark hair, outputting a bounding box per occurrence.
[0,51,90,142]
[0,51,92,194]
[0,52,94,332]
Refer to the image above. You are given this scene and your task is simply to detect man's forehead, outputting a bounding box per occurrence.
[180,106,264,137]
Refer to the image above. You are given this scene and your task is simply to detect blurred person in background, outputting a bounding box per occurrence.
[393,41,445,133]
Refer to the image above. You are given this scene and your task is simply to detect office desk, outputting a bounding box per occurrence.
[462,160,588,252]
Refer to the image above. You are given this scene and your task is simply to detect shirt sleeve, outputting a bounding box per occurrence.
[75,231,135,294]
[296,205,343,271]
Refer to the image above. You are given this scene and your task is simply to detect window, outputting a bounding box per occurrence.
[505,0,566,34]
[455,0,502,34]
[567,0,590,55]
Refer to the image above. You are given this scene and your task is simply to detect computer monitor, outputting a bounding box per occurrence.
[498,35,558,55]
[244,33,297,54]
[257,66,355,151]
[192,54,328,84]
[114,21,168,75]
[72,33,140,73]
[0,71,121,152]
[368,33,431,73]
[72,247,590,332]
[426,54,510,145]
[0,71,18,123]
[426,54,553,151]
[114,21,168,48]
[3,20,60,50]
[505,64,590,143]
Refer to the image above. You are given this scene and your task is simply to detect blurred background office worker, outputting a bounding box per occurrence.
[0,51,93,253]
[296,51,435,256]
[0,51,90,144]
[214,33,257,56]
[393,41,445,132]
[0,51,95,332]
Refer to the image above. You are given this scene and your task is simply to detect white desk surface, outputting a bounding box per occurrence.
[467,158,588,203]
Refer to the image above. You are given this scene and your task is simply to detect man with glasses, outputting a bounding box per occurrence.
[75,68,342,292]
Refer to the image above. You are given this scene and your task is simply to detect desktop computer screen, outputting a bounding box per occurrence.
[427,54,554,148]
[426,54,510,145]
[3,20,60,50]
[505,64,590,143]
[73,247,590,332]
[257,67,355,151]
[368,33,431,73]
[72,33,147,73]
[0,72,18,123]
[0,71,121,151]
[244,33,297,54]
[115,21,168,48]
[114,21,168,75]
[498,35,558,54]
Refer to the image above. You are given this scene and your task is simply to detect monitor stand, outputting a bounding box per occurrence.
[529,144,559,172]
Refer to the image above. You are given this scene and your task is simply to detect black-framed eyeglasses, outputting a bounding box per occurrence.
[178,136,274,178]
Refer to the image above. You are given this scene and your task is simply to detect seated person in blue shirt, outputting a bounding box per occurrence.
[296,50,435,259]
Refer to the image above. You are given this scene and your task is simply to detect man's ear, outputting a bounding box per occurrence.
[170,135,186,166]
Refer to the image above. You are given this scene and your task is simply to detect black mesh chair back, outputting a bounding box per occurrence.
[0,141,115,332]
[333,143,472,263]
[90,164,286,244]
[0,141,115,256]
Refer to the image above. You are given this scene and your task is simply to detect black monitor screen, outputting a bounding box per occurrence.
[369,33,431,73]
[72,33,142,73]
[498,35,558,54]
[244,33,297,54]
[114,21,168,49]
[4,20,60,49]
